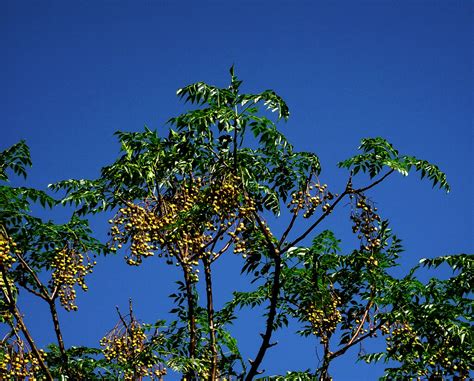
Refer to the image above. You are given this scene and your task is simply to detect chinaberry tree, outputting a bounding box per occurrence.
[0,68,472,380]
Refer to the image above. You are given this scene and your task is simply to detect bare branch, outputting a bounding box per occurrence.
[245,213,281,380]
[355,169,395,193]
[15,252,51,301]
[279,172,314,247]
[283,190,348,253]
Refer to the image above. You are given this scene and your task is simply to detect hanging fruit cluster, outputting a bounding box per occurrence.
[0,234,18,321]
[50,246,96,311]
[109,177,213,267]
[0,236,19,270]
[287,181,336,218]
[207,175,255,220]
[109,174,256,270]
[305,293,342,345]
[109,203,163,266]
[203,175,257,262]
[0,338,44,380]
[100,316,166,380]
[349,194,382,252]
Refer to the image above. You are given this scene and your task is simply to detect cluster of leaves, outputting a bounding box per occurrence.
[362,254,473,379]
[338,137,450,192]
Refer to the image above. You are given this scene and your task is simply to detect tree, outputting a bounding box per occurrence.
[0,68,471,380]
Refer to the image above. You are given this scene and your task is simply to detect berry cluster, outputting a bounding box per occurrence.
[0,274,15,321]
[208,175,255,219]
[109,178,213,267]
[287,182,336,218]
[0,236,19,270]
[109,175,256,270]
[305,294,342,344]
[349,194,382,252]
[110,203,163,266]
[100,318,166,380]
[206,175,256,260]
[51,247,96,311]
[228,222,247,254]
[0,339,44,380]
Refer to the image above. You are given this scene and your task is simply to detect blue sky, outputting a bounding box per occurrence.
[2,1,472,379]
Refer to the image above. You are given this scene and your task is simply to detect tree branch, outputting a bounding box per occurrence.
[245,212,281,380]
[347,301,373,347]
[355,169,395,193]
[0,267,53,380]
[20,282,47,301]
[15,251,51,301]
[203,257,218,381]
[48,299,68,370]
[330,321,383,360]
[283,190,348,253]
[279,172,314,248]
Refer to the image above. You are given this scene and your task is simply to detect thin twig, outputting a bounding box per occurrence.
[283,190,348,253]
[355,169,395,193]
[330,321,383,360]
[279,172,313,247]
[15,252,51,301]
[347,300,373,346]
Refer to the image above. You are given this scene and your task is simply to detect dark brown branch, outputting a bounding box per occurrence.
[182,265,197,363]
[283,190,348,253]
[245,253,281,381]
[201,221,234,253]
[319,336,333,381]
[203,257,218,381]
[15,252,51,300]
[182,271,197,381]
[20,282,47,301]
[245,212,281,381]
[279,212,298,249]
[50,284,59,301]
[0,267,53,380]
[253,213,275,249]
[355,169,395,193]
[283,169,395,253]
[116,299,138,340]
[330,321,383,360]
[115,306,127,326]
[279,172,314,248]
[48,299,67,364]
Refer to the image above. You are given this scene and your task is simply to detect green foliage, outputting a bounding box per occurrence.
[363,254,473,379]
[44,345,111,380]
[0,70,469,381]
[338,137,450,192]
[0,140,32,181]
